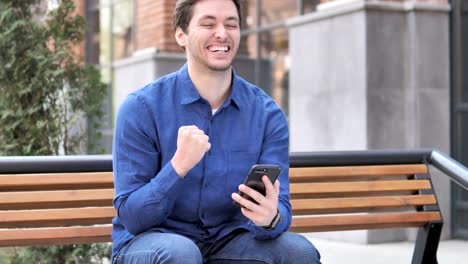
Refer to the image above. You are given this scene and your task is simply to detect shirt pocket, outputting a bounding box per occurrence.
[227,150,260,195]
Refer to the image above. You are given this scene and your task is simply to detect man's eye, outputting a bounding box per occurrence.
[201,24,214,28]
[226,24,238,29]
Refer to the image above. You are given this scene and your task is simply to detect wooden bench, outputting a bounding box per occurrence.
[0,151,443,263]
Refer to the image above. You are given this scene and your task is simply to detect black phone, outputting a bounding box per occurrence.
[235,164,282,206]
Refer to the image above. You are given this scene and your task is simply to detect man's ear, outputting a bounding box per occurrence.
[175,27,187,48]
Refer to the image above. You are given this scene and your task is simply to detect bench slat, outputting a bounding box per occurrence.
[290,211,442,233]
[0,189,114,210]
[290,180,431,196]
[0,225,112,247]
[0,207,116,228]
[291,195,437,214]
[290,164,428,181]
[0,172,113,191]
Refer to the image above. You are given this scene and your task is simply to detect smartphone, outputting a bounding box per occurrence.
[236,164,282,206]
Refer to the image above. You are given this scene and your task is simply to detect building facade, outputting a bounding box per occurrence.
[75,0,467,243]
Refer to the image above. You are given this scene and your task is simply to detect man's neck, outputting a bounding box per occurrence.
[187,63,232,110]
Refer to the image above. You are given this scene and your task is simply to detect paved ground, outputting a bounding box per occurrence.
[305,235,467,264]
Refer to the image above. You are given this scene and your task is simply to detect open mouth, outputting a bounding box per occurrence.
[208,45,230,53]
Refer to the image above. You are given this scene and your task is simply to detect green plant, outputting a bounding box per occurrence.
[0,0,110,263]
[0,0,107,156]
[8,244,112,264]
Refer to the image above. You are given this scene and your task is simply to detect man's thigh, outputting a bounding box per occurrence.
[113,231,203,264]
[205,232,321,264]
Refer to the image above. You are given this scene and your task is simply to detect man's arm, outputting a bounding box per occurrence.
[113,94,182,235]
[232,102,291,239]
[113,94,210,236]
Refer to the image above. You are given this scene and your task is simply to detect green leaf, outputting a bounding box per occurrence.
[0,0,109,260]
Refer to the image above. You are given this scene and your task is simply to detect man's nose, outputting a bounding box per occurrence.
[214,25,227,40]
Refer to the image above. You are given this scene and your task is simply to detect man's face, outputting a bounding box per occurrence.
[175,0,241,72]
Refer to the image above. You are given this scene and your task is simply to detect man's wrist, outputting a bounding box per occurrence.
[171,157,188,178]
[262,209,281,230]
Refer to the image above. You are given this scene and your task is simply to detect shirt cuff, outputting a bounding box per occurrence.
[249,204,289,239]
[149,161,184,199]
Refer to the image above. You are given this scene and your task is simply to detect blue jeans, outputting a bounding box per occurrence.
[113,230,321,264]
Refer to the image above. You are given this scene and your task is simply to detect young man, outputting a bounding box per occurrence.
[111,0,321,263]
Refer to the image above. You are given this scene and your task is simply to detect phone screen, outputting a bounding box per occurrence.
[237,164,281,205]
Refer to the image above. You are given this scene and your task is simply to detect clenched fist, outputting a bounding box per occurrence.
[171,125,211,177]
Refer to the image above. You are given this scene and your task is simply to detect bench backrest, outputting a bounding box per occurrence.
[0,163,442,248]
[289,164,442,232]
[0,172,114,246]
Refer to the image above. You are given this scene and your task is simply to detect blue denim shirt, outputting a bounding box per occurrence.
[112,64,291,258]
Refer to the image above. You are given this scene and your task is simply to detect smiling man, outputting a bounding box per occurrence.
[111,0,321,263]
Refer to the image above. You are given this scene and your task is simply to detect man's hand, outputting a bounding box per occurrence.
[171,125,211,177]
[231,176,280,227]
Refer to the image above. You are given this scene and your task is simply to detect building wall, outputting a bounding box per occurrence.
[288,7,368,152]
[288,0,451,242]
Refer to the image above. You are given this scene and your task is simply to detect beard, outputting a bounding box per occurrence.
[207,63,232,72]
[192,53,233,72]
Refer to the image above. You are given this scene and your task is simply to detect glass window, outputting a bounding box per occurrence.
[240,0,297,114]
[462,14,468,103]
[112,0,134,60]
[259,28,289,114]
[243,0,258,31]
[454,207,468,230]
[261,0,298,24]
[98,5,111,66]
[86,0,135,154]
[459,112,468,167]
[87,8,100,64]
[244,33,257,59]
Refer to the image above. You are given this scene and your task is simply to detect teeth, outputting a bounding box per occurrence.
[209,45,228,52]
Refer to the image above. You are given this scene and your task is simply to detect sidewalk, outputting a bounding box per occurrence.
[304,235,467,264]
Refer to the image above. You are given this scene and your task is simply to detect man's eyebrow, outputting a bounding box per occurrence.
[226,16,239,23]
[198,15,239,23]
[199,15,216,21]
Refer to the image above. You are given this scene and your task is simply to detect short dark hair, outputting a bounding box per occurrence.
[173,0,242,33]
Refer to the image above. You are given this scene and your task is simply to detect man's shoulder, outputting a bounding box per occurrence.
[135,71,178,96]
[121,70,179,112]
[124,71,179,106]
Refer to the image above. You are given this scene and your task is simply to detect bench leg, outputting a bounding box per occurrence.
[412,221,443,264]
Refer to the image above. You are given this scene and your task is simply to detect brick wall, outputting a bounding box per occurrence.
[135,0,248,54]
[135,0,180,52]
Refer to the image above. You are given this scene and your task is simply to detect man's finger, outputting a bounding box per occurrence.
[263,176,277,199]
[239,184,265,204]
[231,192,260,211]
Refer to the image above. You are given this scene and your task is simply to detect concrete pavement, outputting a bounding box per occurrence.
[304,235,467,264]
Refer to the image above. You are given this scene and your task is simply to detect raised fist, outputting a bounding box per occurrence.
[171,125,211,177]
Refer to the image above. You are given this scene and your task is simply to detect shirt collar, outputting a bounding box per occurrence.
[177,64,243,111]
[178,64,202,105]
